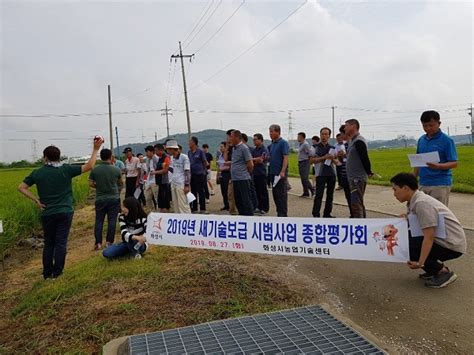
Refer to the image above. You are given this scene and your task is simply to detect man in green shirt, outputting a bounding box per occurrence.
[89,148,123,250]
[18,138,103,279]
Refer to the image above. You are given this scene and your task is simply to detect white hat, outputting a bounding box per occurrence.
[166,140,179,149]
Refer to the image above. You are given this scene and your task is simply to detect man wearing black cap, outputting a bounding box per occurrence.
[123,147,141,198]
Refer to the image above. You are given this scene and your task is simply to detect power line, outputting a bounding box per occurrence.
[190,0,308,90]
[193,0,246,55]
[181,0,215,46]
[164,59,174,105]
[2,105,469,119]
[339,105,469,114]
[183,0,223,51]
[168,60,178,107]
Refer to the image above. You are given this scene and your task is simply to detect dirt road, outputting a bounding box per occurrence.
[210,185,473,354]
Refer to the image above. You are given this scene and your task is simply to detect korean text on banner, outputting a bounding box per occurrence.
[146,214,409,263]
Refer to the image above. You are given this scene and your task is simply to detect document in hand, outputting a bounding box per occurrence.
[407,151,440,168]
[408,213,446,239]
[186,192,196,204]
[134,187,142,200]
[272,175,281,187]
[324,148,336,166]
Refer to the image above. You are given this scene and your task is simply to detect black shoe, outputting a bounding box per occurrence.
[419,272,435,280]
[300,194,310,198]
[424,271,457,288]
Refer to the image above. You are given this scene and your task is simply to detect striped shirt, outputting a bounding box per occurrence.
[119,214,147,243]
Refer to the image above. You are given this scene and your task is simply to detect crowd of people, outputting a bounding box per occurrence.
[17,110,466,288]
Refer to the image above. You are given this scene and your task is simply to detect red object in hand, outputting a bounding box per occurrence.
[94,135,105,143]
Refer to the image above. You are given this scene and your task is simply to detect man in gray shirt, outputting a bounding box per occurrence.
[391,173,465,288]
[230,130,254,216]
[345,119,373,218]
[297,132,314,197]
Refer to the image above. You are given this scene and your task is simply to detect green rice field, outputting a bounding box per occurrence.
[288,145,474,193]
[0,168,90,254]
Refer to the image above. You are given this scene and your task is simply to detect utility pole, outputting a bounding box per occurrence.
[155,132,157,141]
[108,85,114,152]
[288,112,294,150]
[31,139,38,162]
[331,106,337,145]
[115,126,120,158]
[161,102,173,138]
[171,42,194,139]
[469,103,473,144]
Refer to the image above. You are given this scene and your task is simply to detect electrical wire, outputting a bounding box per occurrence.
[193,0,246,55]
[1,105,469,119]
[181,0,215,46]
[190,0,308,91]
[183,0,223,51]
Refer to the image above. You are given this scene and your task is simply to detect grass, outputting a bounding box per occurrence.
[0,168,90,254]
[2,247,307,353]
[288,145,474,193]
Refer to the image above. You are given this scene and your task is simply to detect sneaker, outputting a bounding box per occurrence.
[336,186,343,191]
[134,254,142,260]
[253,208,260,214]
[419,272,435,280]
[259,210,267,215]
[210,190,215,196]
[424,271,457,288]
[94,243,102,251]
[206,199,210,204]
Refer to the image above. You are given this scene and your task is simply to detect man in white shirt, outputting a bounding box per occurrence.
[166,140,191,214]
[123,147,141,198]
[143,145,159,212]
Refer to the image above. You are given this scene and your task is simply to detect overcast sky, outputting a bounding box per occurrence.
[1,0,472,162]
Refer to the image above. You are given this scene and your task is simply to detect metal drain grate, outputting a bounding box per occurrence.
[128,305,385,354]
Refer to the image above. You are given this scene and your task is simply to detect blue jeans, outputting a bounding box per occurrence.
[102,240,146,259]
[41,212,74,279]
[94,199,120,245]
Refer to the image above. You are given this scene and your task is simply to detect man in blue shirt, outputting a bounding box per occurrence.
[188,136,208,214]
[252,133,270,214]
[268,124,289,217]
[414,110,458,206]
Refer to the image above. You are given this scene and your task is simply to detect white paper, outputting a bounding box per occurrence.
[324,148,336,166]
[186,192,196,204]
[134,187,142,199]
[0,220,3,234]
[407,151,440,168]
[408,213,446,239]
[272,175,281,187]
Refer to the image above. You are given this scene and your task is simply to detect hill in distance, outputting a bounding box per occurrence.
[117,129,272,156]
